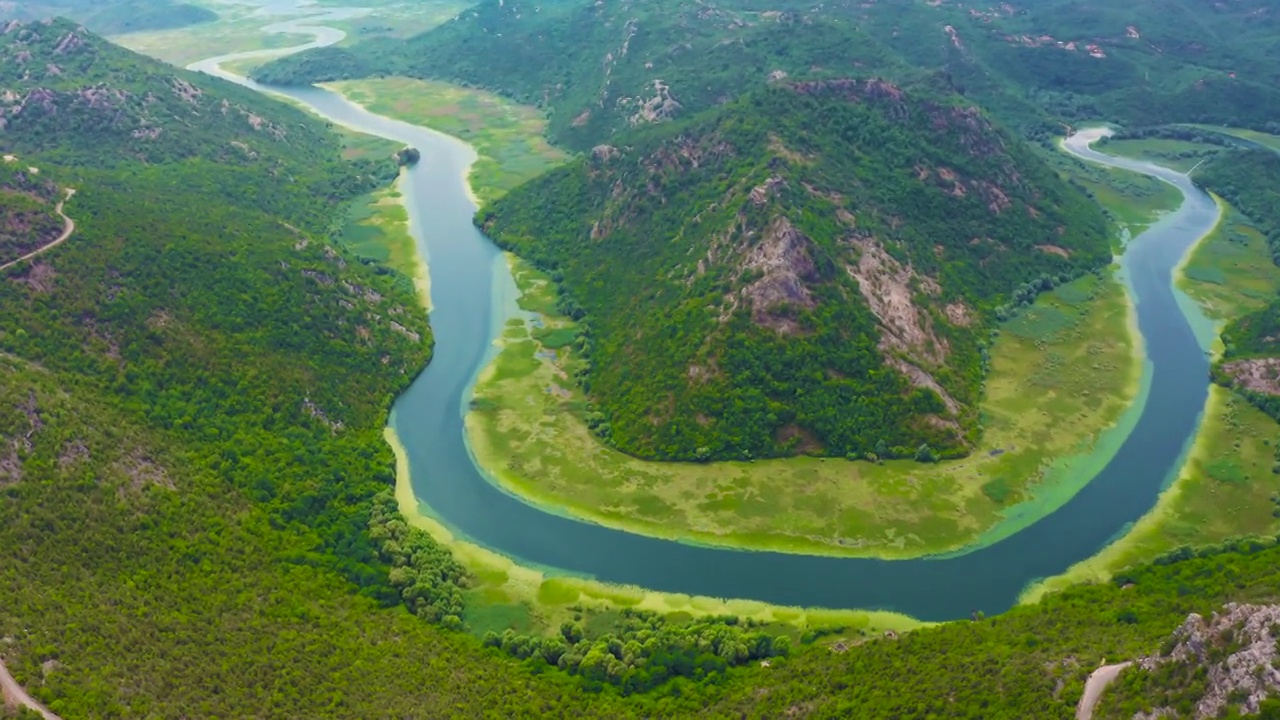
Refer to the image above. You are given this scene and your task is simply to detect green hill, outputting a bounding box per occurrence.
[479,79,1109,461]
[253,0,1280,145]
[0,1,216,35]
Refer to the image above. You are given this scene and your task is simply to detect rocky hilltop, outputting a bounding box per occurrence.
[480,78,1109,461]
[1100,604,1280,719]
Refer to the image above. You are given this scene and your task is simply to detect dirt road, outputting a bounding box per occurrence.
[0,188,77,272]
[1077,661,1132,720]
[0,657,62,720]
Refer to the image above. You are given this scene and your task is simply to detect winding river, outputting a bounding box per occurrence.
[190,2,1221,621]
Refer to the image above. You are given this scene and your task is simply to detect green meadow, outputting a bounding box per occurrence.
[324,77,569,206]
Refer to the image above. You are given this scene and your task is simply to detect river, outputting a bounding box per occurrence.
[189,3,1221,621]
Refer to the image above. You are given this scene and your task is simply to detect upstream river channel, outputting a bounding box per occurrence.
[191,3,1221,621]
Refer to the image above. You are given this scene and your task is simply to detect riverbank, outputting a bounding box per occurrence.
[465,247,1146,559]
[385,426,923,638]
[1021,177,1280,603]
[321,77,568,206]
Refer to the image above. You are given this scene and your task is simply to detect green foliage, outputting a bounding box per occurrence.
[1202,148,1280,420]
[0,19,396,231]
[0,0,216,35]
[485,608,789,694]
[254,0,1280,146]
[479,80,1108,461]
[0,165,65,265]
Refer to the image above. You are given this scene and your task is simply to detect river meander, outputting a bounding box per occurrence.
[190,3,1221,621]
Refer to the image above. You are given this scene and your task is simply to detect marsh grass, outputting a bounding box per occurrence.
[386,427,922,637]
[324,77,569,205]
[464,255,1144,559]
[1103,137,1224,173]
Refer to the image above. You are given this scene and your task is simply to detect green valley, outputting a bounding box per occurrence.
[10,0,1280,717]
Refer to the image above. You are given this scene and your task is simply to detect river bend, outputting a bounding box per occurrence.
[190,5,1221,621]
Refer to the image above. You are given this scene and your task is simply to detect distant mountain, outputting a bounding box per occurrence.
[0,0,215,35]
[479,79,1109,461]
[253,0,1280,145]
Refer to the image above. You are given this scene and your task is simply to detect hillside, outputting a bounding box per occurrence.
[252,0,909,151]
[0,162,66,266]
[479,79,1109,461]
[253,0,1280,146]
[0,18,393,229]
[1098,603,1280,719]
[0,1,216,35]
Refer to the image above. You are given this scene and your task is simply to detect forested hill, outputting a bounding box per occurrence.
[480,79,1110,462]
[253,0,1280,147]
[0,18,393,230]
[0,1,216,35]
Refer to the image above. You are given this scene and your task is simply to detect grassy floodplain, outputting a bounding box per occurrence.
[112,0,467,67]
[465,257,1145,559]
[384,427,923,641]
[1023,186,1280,603]
[323,77,570,206]
[1099,136,1224,173]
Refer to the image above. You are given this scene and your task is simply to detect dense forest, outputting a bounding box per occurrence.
[0,0,216,35]
[479,79,1108,461]
[253,0,1280,148]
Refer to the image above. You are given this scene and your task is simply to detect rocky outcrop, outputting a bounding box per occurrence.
[1134,604,1280,719]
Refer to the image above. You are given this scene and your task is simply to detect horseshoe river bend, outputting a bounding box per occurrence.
[188,2,1222,622]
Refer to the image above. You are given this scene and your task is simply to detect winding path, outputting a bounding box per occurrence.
[0,657,62,720]
[1076,662,1132,720]
[0,188,77,272]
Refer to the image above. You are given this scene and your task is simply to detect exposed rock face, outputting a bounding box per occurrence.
[1135,604,1280,719]
[1220,358,1280,397]
[739,217,818,335]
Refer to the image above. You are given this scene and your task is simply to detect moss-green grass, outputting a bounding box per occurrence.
[1185,125,1280,152]
[1100,137,1224,173]
[324,77,569,206]
[112,14,301,67]
[463,254,1144,559]
[1175,197,1280,324]
[336,178,429,310]
[385,427,924,638]
[113,0,467,67]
